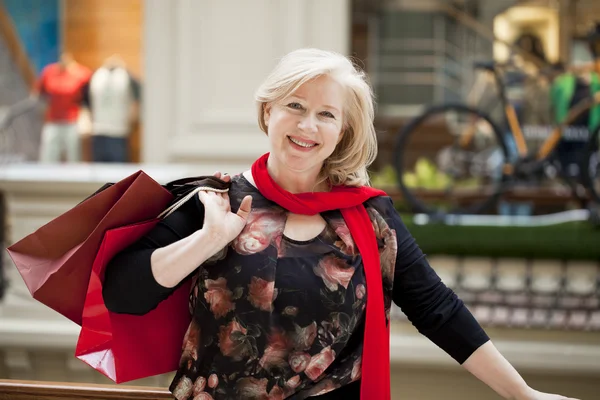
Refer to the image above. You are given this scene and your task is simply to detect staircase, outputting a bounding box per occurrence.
[0,10,43,164]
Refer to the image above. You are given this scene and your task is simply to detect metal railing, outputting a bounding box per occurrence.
[0,379,173,400]
[0,96,44,164]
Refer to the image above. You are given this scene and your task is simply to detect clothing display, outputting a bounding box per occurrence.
[103,174,489,399]
[36,60,91,162]
[82,64,141,163]
[37,61,92,123]
[39,123,80,163]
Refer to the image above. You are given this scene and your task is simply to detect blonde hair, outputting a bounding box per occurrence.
[255,48,377,187]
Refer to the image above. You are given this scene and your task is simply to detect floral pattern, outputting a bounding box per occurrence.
[169,175,398,399]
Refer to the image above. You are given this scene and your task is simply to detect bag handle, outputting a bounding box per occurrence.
[83,174,231,219]
[157,184,228,219]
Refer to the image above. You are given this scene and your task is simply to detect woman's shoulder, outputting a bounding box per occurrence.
[228,172,275,209]
[363,193,401,223]
[363,191,394,210]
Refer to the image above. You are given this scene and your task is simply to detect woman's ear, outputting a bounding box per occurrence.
[263,103,272,127]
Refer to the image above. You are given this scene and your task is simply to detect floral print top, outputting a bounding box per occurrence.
[167,175,396,399]
[103,174,489,400]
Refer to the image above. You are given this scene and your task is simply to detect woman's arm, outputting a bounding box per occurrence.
[463,341,579,400]
[373,196,489,363]
[103,175,252,315]
[375,197,579,400]
[102,195,214,315]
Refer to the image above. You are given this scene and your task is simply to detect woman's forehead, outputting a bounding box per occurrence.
[287,76,345,106]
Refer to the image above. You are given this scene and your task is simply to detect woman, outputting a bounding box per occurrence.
[103,49,578,400]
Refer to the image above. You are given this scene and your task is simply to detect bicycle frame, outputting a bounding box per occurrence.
[462,61,600,173]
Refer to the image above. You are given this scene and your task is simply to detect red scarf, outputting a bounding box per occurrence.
[251,153,390,400]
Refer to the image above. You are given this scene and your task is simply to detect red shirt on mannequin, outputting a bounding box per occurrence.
[37,62,92,123]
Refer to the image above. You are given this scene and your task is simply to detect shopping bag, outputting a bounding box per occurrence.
[75,219,192,383]
[73,175,229,382]
[6,170,173,325]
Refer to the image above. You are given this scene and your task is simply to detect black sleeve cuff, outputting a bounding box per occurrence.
[425,305,490,364]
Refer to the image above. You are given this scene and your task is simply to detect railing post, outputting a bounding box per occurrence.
[0,379,174,400]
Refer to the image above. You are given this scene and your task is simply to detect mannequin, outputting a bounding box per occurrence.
[35,52,92,163]
[81,54,141,163]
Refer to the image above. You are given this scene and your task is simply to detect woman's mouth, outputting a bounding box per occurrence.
[288,136,318,150]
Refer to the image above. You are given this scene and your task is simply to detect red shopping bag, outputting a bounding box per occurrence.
[6,171,173,325]
[75,219,192,383]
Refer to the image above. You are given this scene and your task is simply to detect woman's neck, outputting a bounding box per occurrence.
[246,156,326,193]
[269,163,327,194]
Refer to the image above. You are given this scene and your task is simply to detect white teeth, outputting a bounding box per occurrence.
[289,137,316,148]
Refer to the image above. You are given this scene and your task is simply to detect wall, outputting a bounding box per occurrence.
[63,0,142,77]
[142,0,350,165]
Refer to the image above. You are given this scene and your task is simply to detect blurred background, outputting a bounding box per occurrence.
[1,0,600,399]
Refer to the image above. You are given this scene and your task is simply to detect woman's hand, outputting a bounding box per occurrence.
[198,171,252,247]
[516,388,580,400]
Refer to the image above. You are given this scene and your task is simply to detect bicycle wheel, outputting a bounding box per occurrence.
[584,124,600,204]
[393,104,510,215]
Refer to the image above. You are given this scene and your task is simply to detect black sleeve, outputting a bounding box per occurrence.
[81,78,91,108]
[102,195,205,315]
[375,197,490,364]
[128,72,141,102]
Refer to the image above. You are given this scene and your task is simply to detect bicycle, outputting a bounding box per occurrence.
[393,57,600,216]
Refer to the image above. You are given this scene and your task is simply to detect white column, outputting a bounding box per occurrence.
[141,0,176,164]
[142,0,351,165]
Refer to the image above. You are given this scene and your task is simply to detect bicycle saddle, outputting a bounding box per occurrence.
[473,61,496,72]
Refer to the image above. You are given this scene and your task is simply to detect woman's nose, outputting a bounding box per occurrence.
[298,114,318,133]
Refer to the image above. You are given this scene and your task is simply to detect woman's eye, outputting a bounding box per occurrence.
[287,102,303,110]
[321,111,335,119]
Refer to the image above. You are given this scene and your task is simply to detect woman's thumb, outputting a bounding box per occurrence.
[237,195,252,220]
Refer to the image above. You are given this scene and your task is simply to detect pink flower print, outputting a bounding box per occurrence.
[247,277,277,312]
[172,376,193,399]
[379,226,397,283]
[181,320,200,362]
[313,255,355,291]
[367,207,398,283]
[259,329,291,371]
[355,284,366,300]
[304,346,336,381]
[330,219,356,256]
[288,352,311,373]
[285,375,302,390]
[203,278,235,318]
[208,374,218,389]
[309,379,339,396]
[351,357,362,381]
[283,306,299,317]
[193,376,206,396]
[267,386,285,400]
[192,393,214,400]
[232,209,285,255]
[235,377,268,398]
[218,319,251,361]
[292,321,317,351]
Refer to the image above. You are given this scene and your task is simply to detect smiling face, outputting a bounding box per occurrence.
[263,74,345,178]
